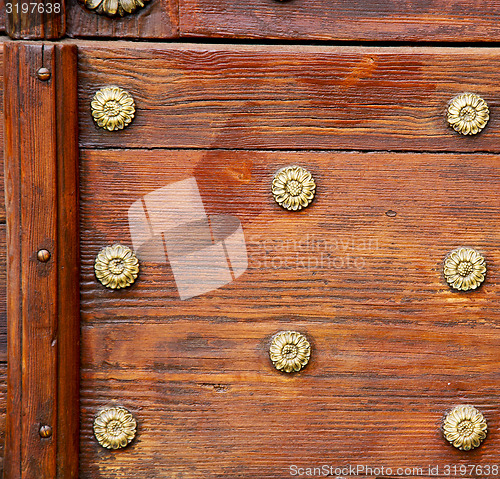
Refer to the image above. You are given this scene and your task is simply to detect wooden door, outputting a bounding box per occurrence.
[2,2,500,478]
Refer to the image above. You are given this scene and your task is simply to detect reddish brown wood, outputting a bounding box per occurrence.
[6,0,66,38]
[0,44,5,362]
[66,0,178,39]
[54,43,80,479]
[3,43,79,479]
[79,148,500,477]
[78,44,500,152]
[0,43,4,223]
[0,226,6,362]
[180,0,500,42]
[0,152,4,223]
[0,363,7,477]
[0,0,5,34]
[0,43,6,477]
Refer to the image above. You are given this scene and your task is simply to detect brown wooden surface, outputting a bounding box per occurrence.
[0,226,6,362]
[0,43,5,362]
[0,1,5,34]
[4,42,56,478]
[180,0,500,42]
[6,0,66,39]
[3,43,79,478]
[0,146,3,221]
[66,0,178,39]
[79,148,499,478]
[79,44,500,152]
[0,42,5,477]
[0,43,4,224]
[53,42,81,479]
[0,363,7,477]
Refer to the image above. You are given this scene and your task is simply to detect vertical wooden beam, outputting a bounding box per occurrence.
[54,43,80,479]
[6,0,66,39]
[3,42,79,479]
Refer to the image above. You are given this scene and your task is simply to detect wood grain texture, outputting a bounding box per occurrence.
[0,1,5,34]
[79,44,500,152]
[180,0,500,42]
[0,143,3,222]
[66,0,178,39]
[0,42,4,220]
[53,42,80,479]
[0,363,7,477]
[0,44,5,362]
[6,0,66,39]
[79,149,500,478]
[4,42,57,479]
[3,43,80,479]
[0,43,5,478]
[0,226,6,362]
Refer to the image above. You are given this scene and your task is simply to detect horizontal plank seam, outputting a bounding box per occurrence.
[62,36,500,48]
[78,146,500,154]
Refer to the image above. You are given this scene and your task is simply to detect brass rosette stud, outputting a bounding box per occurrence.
[443,247,486,291]
[272,166,316,211]
[95,244,139,289]
[83,0,150,17]
[269,331,311,373]
[447,93,489,135]
[443,405,487,451]
[94,407,137,450]
[91,86,135,131]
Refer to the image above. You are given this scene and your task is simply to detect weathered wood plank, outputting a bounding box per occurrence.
[0,42,4,222]
[180,0,500,42]
[0,141,3,221]
[6,0,66,39]
[0,226,6,362]
[5,41,59,479]
[3,43,80,479]
[0,44,5,362]
[79,149,500,312]
[53,42,80,479]
[0,1,5,34]
[80,373,500,477]
[66,0,178,39]
[78,44,500,152]
[79,149,500,477]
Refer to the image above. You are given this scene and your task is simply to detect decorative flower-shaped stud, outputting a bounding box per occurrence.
[447,93,489,135]
[272,166,316,211]
[94,407,137,450]
[83,0,150,17]
[443,247,486,291]
[91,87,135,131]
[443,405,487,451]
[269,331,311,373]
[95,244,139,290]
